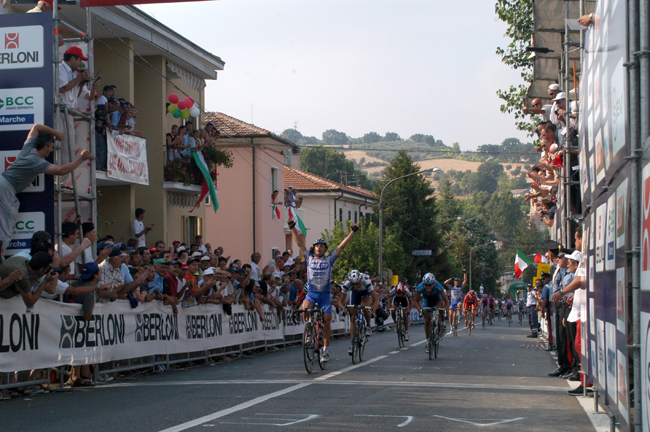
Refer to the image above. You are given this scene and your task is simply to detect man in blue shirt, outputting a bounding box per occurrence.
[289,220,360,362]
[415,273,449,353]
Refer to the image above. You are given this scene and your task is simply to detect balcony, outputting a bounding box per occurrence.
[96,133,150,186]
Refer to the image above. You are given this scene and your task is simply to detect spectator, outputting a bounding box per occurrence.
[75,224,109,274]
[284,185,302,208]
[59,46,90,168]
[0,252,55,309]
[525,282,538,338]
[195,235,208,254]
[147,259,178,314]
[97,247,144,303]
[0,124,91,248]
[263,253,284,276]
[199,256,211,276]
[57,221,90,280]
[522,97,552,122]
[132,208,154,248]
[548,251,570,377]
[249,252,261,284]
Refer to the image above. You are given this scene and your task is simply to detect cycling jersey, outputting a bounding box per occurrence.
[341,274,373,294]
[449,284,464,309]
[463,293,479,308]
[505,300,513,310]
[303,250,339,293]
[389,286,412,308]
[416,281,444,308]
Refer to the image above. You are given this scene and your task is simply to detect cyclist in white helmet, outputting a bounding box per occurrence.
[336,269,378,355]
[289,220,360,362]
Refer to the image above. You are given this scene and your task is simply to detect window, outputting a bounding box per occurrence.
[339,208,343,222]
[354,211,358,223]
[271,167,278,195]
[271,247,279,261]
[182,215,202,244]
[348,211,351,221]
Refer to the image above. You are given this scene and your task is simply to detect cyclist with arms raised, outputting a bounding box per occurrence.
[290,220,360,362]
[388,281,413,341]
[444,269,467,330]
[414,273,449,353]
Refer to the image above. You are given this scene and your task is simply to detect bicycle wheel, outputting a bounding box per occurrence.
[317,321,326,370]
[352,319,361,364]
[303,322,315,374]
[358,319,366,362]
[428,316,436,361]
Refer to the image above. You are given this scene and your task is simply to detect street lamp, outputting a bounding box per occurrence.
[378,167,441,286]
[435,216,462,230]
[469,240,497,291]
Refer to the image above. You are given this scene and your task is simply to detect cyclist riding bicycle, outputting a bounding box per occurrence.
[463,289,479,329]
[505,298,513,321]
[336,269,379,356]
[444,270,467,330]
[389,282,413,341]
[414,273,449,353]
[289,220,360,362]
[487,295,496,321]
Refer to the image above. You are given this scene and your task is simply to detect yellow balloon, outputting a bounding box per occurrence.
[168,104,178,114]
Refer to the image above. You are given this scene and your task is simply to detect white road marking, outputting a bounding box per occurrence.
[411,339,427,346]
[356,414,414,427]
[314,355,388,381]
[159,355,388,431]
[158,383,311,432]
[431,415,524,426]
[218,413,320,427]
[389,351,400,354]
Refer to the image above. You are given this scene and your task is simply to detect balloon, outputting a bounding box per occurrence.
[177,100,186,110]
[172,109,182,118]
[181,109,191,119]
[168,104,178,114]
[184,97,193,108]
[168,93,179,104]
[190,105,200,118]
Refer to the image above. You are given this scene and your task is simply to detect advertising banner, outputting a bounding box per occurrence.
[80,0,215,7]
[0,13,54,253]
[107,133,149,185]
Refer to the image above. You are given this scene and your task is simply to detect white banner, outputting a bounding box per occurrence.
[107,134,149,185]
[0,299,282,372]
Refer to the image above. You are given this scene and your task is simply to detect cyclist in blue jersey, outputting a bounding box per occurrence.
[414,273,449,352]
[443,269,467,330]
[290,220,360,362]
[336,270,379,355]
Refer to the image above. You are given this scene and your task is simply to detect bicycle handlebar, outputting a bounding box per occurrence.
[346,305,373,310]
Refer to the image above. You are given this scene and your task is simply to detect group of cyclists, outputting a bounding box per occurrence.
[287,219,522,364]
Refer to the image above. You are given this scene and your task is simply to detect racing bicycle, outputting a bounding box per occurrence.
[348,305,372,364]
[423,307,444,360]
[451,305,460,337]
[295,305,326,374]
[394,305,406,348]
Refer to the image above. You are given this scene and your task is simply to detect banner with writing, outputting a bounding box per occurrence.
[106,134,149,185]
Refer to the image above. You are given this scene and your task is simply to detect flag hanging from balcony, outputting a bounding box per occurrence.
[272,203,281,219]
[287,207,306,235]
[514,249,532,279]
[533,253,548,263]
[190,151,218,213]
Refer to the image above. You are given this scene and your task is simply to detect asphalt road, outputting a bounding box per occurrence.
[2,316,597,432]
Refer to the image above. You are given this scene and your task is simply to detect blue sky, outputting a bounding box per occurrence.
[141,0,530,150]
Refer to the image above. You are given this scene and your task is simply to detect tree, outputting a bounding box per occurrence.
[484,190,525,240]
[495,0,536,135]
[477,160,504,179]
[362,132,381,143]
[375,151,451,281]
[300,146,373,190]
[322,129,349,145]
[282,128,303,143]
[383,132,401,141]
[322,219,405,281]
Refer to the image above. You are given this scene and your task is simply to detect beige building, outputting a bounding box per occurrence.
[284,166,376,254]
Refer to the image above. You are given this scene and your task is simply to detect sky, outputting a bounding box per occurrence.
[139,0,530,151]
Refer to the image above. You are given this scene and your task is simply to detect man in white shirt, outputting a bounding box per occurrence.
[195,235,208,254]
[249,252,261,285]
[131,207,153,248]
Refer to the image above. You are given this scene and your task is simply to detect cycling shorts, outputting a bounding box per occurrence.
[450,299,462,310]
[349,289,371,307]
[304,291,332,314]
[505,305,512,310]
[392,296,409,308]
[422,293,442,309]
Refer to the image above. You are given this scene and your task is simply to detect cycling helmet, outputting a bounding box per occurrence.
[395,282,405,294]
[312,238,329,249]
[483,294,487,298]
[348,269,363,284]
[469,290,476,295]
[489,295,494,299]
[422,273,436,285]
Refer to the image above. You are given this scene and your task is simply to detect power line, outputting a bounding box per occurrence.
[303,146,540,156]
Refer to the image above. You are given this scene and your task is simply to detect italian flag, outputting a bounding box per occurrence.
[534,253,548,263]
[514,249,533,279]
[190,151,219,213]
[272,198,281,219]
[287,207,306,235]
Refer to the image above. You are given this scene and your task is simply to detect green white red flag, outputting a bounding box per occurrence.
[514,249,533,279]
[287,207,306,235]
[190,151,218,213]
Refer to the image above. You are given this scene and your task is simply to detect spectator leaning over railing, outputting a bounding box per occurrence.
[0,251,55,310]
[0,124,91,250]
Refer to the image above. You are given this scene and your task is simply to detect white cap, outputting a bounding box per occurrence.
[191,251,202,258]
[567,250,582,262]
[176,246,187,252]
[553,92,566,101]
[548,83,560,91]
[203,267,215,276]
[201,256,211,261]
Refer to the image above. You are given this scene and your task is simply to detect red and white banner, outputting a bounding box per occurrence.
[107,134,149,185]
[80,0,216,7]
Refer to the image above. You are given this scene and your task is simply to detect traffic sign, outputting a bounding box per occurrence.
[412,250,432,256]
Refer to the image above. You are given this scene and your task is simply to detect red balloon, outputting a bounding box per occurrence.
[168,93,179,104]
[184,97,193,108]
[177,100,186,110]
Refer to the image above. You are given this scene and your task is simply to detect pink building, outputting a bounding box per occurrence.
[202,112,299,265]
